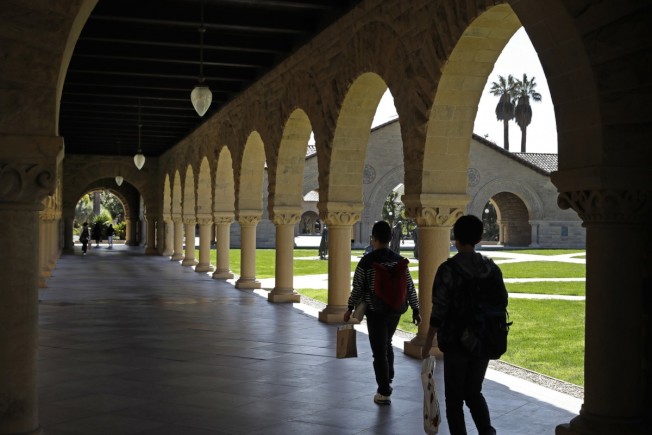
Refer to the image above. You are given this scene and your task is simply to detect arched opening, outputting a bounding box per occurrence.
[492,191,530,246]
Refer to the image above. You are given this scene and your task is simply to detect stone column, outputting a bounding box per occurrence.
[268,210,301,303]
[317,209,360,324]
[156,216,166,255]
[182,219,198,266]
[62,212,74,254]
[0,134,61,435]
[212,214,234,279]
[145,215,157,255]
[124,218,134,245]
[195,217,214,273]
[38,213,51,288]
[529,220,541,248]
[171,217,184,261]
[235,213,261,289]
[402,197,465,358]
[555,189,651,435]
[162,219,174,256]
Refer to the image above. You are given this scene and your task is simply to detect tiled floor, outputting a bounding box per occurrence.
[38,244,581,434]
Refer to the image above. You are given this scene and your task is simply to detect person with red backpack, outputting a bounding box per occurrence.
[344,220,420,405]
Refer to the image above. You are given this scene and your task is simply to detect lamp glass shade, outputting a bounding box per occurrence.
[115,175,124,186]
[191,86,212,117]
[134,152,146,170]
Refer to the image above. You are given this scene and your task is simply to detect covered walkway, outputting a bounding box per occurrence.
[38,246,580,434]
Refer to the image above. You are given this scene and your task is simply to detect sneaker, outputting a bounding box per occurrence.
[373,393,391,405]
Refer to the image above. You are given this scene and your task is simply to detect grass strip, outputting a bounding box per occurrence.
[506,281,585,296]
[498,261,585,279]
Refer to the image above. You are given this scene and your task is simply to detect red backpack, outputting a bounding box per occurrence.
[372,258,410,314]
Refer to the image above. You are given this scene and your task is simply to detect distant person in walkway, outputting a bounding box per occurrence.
[106,224,115,248]
[344,220,420,405]
[92,222,102,247]
[80,223,90,255]
[318,226,328,260]
[421,215,504,435]
[389,221,402,253]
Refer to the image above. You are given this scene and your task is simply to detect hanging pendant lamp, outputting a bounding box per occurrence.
[191,2,212,117]
[115,140,124,185]
[134,99,146,170]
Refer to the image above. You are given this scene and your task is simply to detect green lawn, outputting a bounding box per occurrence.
[502,299,585,386]
[498,261,585,279]
[506,281,585,296]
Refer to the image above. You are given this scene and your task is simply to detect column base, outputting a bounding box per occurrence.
[195,264,215,273]
[268,289,301,303]
[145,247,158,255]
[171,254,184,261]
[403,336,443,359]
[181,258,198,267]
[318,305,347,324]
[162,249,173,256]
[235,278,261,289]
[556,411,648,435]
[212,270,234,279]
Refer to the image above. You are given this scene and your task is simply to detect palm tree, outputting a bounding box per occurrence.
[514,73,542,152]
[489,74,517,151]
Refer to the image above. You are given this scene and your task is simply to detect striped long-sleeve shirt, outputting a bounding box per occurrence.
[347,248,419,314]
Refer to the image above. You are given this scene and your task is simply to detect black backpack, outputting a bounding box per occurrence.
[447,259,512,360]
[371,258,410,315]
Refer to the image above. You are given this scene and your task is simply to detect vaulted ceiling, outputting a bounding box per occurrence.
[59,0,361,157]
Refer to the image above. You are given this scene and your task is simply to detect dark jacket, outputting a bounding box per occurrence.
[347,248,419,314]
[429,252,507,352]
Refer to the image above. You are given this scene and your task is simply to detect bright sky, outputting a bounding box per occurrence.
[372,27,558,154]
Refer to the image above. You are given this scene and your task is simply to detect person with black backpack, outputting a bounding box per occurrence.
[344,221,420,405]
[421,215,509,435]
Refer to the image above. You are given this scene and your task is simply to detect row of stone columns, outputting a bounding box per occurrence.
[38,211,62,288]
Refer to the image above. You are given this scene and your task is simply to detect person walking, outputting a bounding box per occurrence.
[80,223,90,255]
[344,220,420,405]
[106,224,115,248]
[92,222,102,247]
[421,215,505,435]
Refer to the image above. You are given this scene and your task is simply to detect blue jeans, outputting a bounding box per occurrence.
[366,311,401,396]
[443,349,495,435]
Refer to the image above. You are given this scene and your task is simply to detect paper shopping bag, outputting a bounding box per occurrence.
[421,356,441,434]
[336,324,357,358]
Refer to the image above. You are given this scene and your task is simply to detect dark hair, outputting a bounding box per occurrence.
[453,215,483,246]
[372,221,392,244]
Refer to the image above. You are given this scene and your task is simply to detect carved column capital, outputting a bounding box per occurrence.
[321,210,360,226]
[197,216,213,225]
[557,189,652,225]
[402,193,466,227]
[405,205,464,227]
[237,212,261,226]
[317,202,362,227]
[171,216,183,224]
[182,218,196,225]
[214,215,234,225]
[271,209,301,226]
[0,136,63,210]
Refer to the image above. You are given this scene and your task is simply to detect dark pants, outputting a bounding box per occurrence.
[366,311,401,396]
[443,349,495,435]
[82,241,88,253]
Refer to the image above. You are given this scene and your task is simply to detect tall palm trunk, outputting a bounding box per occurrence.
[519,125,527,152]
[503,119,510,151]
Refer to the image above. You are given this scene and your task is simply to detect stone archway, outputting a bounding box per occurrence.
[493,191,530,246]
